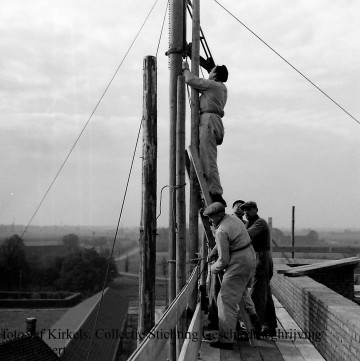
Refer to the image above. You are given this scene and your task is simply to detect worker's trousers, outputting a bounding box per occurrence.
[217,246,256,343]
[199,113,224,195]
[208,270,221,327]
[251,251,277,329]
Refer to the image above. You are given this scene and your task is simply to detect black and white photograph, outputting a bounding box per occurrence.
[0,1,359,360]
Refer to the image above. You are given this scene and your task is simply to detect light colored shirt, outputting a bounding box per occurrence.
[183,69,227,118]
[211,214,251,274]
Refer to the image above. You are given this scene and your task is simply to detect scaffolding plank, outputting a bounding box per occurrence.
[237,338,262,361]
[275,340,306,361]
[257,338,285,361]
[199,341,220,361]
[220,342,241,361]
[274,297,325,361]
[278,257,360,277]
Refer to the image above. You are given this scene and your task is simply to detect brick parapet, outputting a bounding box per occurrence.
[272,263,360,361]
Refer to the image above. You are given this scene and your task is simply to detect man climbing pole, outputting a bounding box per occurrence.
[182,60,228,207]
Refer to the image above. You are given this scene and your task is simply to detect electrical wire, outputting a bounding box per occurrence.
[85,116,143,361]
[156,0,169,57]
[17,0,160,245]
[213,0,360,126]
[84,6,164,359]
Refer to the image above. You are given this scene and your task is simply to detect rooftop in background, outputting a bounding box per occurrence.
[44,287,128,361]
[0,334,59,361]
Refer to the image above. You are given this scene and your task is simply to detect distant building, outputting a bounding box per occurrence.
[24,240,67,263]
[0,334,59,361]
[272,228,327,247]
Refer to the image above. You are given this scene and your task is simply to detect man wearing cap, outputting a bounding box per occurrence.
[241,201,277,337]
[207,199,246,330]
[232,200,246,224]
[204,202,256,349]
[232,199,261,335]
[182,61,228,206]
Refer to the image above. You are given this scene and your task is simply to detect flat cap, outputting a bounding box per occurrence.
[232,199,245,208]
[240,201,258,210]
[203,202,225,216]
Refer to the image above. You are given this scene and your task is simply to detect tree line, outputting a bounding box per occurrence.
[0,234,118,293]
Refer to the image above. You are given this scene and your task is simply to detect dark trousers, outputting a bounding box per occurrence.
[208,271,221,326]
[251,251,277,329]
[263,287,277,330]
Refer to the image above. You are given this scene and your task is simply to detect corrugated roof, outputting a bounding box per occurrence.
[44,288,128,361]
[0,334,59,361]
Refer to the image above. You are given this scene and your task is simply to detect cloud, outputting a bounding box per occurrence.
[0,0,359,230]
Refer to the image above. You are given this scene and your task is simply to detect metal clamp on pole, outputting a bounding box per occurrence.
[165,47,185,56]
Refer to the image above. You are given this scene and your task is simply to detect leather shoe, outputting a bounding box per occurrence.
[210,341,233,350]
[260,327,277,337]
[210,193,227,207]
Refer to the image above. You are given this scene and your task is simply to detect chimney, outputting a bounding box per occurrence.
[26,317,36,335]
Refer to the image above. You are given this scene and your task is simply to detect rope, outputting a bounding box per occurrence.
[85,116,143,361]
[213,0,360,127]
[85,2,162,359]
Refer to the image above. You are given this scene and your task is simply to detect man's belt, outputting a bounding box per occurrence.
[230,242,252,254]
[200,110,222,117]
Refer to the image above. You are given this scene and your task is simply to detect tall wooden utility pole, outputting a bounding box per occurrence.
[138,56,157,341]
[291,206,295,259]
[168,1,185,359]
[168,0,185,306]
[189,0,201,272]
[268,217,273,251]
[176,75,186,351]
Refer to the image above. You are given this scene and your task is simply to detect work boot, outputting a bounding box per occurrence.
[210,193,227,207]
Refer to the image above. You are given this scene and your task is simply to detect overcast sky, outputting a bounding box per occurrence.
[1,0,359,233]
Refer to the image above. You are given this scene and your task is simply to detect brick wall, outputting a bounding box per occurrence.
[272,264,360,361]
[308,265,354,299]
